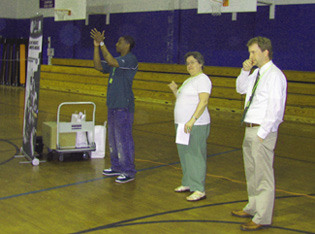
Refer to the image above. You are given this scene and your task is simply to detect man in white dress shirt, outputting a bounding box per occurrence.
[232,37,287,231]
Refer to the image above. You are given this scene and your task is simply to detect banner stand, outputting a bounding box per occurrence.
[19,14,44,166]
[15,146,46,165]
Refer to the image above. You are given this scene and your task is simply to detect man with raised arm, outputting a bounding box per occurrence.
[91,29,138,183]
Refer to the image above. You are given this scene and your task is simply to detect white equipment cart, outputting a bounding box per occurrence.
[56,102,96,161]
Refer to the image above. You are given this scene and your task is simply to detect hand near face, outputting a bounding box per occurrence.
[243,59,254,71]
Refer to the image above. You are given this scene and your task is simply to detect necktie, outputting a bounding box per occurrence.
[241,71,260,123]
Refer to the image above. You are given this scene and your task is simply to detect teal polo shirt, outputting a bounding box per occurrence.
[101,52,138,112]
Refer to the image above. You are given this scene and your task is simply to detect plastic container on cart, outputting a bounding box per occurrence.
[55,102,96,161]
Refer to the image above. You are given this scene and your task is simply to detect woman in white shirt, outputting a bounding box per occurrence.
[168,51,212,201]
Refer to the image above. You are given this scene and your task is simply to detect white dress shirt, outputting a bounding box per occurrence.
[236,61,287,139]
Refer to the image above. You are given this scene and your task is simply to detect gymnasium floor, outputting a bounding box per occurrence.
[0,85,314,234]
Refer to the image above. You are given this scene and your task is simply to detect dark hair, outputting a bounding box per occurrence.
[184,51,205,68]
[122,35,135,51]
[247,36,273,60]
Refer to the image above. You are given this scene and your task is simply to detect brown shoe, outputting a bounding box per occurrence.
[231,210,253,218]
[240,221,269,231]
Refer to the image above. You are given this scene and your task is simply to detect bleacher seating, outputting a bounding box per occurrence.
[40,58,315,124]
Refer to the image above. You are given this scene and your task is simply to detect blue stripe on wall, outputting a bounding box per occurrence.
[0,4,314,71]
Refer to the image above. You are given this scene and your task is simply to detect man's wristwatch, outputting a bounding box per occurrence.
[100,41,104,47]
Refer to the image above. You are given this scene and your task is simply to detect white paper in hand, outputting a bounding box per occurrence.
[176,123,190,145]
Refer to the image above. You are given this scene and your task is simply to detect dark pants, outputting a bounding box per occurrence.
[107,108,136,177]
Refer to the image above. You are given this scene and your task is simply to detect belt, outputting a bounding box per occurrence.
[245,123,260,127]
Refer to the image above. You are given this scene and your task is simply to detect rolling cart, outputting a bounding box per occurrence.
[55,102,96,161]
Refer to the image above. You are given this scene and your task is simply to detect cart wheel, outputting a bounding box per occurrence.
[82,152,90,160]
[59,153,64,162]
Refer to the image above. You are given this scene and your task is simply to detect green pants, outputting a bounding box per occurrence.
[175,124,210,192]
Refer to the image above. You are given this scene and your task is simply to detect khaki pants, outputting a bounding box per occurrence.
[242,127,278,225]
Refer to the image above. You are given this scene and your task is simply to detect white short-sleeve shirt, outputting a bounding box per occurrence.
[174,73,212,125]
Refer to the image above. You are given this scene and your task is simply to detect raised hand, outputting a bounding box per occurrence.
[168,81,178,92]
[90,28,105,46]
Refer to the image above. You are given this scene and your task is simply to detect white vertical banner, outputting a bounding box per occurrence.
[22,15,43,160]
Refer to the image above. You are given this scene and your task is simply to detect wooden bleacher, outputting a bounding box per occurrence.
[40,58,315,124]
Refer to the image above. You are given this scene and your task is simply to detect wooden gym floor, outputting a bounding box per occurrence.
[0,85,314,234]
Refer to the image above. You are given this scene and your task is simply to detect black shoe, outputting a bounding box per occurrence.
[102,168,120,176]
[115,174,134,183]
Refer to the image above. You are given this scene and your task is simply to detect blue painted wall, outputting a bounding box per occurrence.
[0,4,314,71]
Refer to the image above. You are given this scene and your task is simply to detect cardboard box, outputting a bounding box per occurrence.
[42,122,76,150]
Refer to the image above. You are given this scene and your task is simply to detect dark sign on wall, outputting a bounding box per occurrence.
[40,0,54,9]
